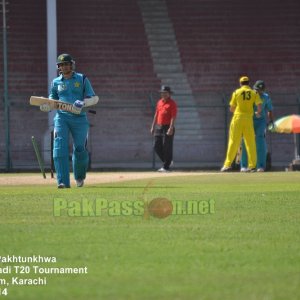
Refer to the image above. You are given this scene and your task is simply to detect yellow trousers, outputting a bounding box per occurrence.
[224,115,257,169]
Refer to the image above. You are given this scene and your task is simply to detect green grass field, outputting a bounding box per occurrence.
[0,172,299,300]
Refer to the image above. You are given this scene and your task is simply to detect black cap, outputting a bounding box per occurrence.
[160,86,173,93]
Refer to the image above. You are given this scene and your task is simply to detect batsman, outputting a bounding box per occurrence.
[240,80,274,172]
[40,53,98,188]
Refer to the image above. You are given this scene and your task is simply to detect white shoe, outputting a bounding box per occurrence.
[157,167,170,172]
[220,166,232,172]
[240,167,248,172]
[58,183,66,189]
[257,168,265,172]
[76,179,84,187]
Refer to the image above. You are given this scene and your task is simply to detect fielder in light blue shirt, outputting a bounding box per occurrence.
[40,53,99,188]
[240,80,273,172]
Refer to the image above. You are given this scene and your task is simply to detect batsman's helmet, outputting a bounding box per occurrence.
[56,53,75,72]
[56,53,75,65]
[253,80,265,91]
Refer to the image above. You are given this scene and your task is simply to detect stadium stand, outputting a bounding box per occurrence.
[0,0,48,169]
[166,0,300,166]
[166,0,300,93]
[0,0,299,169]
[56,0,160,167]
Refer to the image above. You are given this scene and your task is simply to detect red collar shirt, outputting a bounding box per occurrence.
[156,98,177,125]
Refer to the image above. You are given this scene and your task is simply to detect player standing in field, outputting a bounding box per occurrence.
[221,76,262,172]
[40,53,98,188]
[240,80,274,172]
[150,86,177,172]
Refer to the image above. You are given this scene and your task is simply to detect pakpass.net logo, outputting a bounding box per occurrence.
[53,198,215,219]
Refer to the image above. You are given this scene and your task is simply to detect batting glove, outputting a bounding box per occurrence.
[72,100,85,114]
[40,103,51,112]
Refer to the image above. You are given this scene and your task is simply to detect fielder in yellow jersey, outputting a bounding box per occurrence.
[221,76,262,172]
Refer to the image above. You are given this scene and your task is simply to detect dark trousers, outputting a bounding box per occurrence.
[154,125,175,169]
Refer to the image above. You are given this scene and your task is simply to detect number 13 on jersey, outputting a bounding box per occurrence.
[241,91,251,100]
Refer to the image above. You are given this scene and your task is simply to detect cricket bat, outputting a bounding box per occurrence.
[30,96,96,114]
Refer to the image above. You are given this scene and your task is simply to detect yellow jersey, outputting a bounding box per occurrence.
[229,85,262,116]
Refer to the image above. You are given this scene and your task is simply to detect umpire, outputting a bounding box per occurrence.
[150,86,177,172]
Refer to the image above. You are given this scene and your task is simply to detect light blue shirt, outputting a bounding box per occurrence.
[254,92,273,122]
[49,72,95,115]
